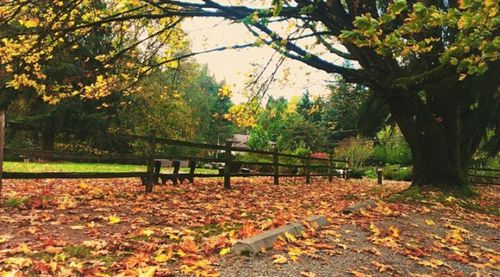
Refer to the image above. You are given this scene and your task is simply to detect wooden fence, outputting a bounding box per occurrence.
[469,167,500,185]
[2,133,350,192]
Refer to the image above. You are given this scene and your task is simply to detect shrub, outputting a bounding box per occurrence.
[383,165,412,181]
[334,136,373,170]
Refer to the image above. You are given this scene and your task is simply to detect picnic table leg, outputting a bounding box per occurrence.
[172,160,180,185]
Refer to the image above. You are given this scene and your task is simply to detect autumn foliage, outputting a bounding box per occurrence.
[0,177,498,276]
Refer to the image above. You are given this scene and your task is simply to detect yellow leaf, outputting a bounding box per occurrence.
[0,234,13,243]
[70,225,85,230]
[142,228,154,236]
[45,246,63,254]
[350,270,371,277]
[272,254,288,264]
[371,261,394,272]
[288,246,302,262]
[388,226,399,238]
[284,232,297,242]
[154,253,170,263]
[219,247,231,256]
[418,258,446,269]
[424,219,434,226]
[369,223,380,237]
[108,215,121,225]
[137,266,156,277]
[300,271,317,277]
[50,261,58,273]
[5,257,32,267]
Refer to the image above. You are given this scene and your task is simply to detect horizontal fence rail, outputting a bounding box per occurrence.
[469,167,500,185]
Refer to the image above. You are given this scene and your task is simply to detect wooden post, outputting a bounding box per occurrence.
[273,144,279,185]
[377,166,383,185]
[344,159,349,180]
[223,140,232,189]
[172,160,180,185]
[154,160,161,184]
[145,131,156,193]
[328,152,333,182]
[0,110,4,198]
[188,159,196,183]
[305,153,311,184]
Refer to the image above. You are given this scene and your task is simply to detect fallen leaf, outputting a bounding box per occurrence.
[108,215,121,225]
[272,254,288,264]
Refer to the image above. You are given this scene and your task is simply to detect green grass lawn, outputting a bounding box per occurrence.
[4,161,218,174]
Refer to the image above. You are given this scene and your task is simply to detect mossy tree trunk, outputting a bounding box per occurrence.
[381,66,498,195]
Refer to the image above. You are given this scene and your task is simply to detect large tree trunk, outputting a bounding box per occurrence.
[0,109,5,198]
[382,68,498,195]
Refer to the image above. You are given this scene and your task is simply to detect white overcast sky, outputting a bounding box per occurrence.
[182,18,339,103]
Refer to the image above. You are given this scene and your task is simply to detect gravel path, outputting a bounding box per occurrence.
[218,194,500,276]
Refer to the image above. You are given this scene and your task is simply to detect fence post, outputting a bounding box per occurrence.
[145,130,156,193]
[377,166,383,185]
[154,160,161,184]
[273,144,279,185]
[344,159,349,180]
[223,140,232,189]
[328,152,333,182]
[305,153,311,184]
[188,159,196,183]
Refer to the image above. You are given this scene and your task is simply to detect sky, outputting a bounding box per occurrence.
[182,18,339,103]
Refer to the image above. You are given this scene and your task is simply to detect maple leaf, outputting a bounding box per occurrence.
[154,249,173,263]
[180,237,198,254]
[284,232,298,242]
[45,246,63,254]
[388,226,399,238]
[108,215,121,224]
[0,234,13,243]
[219,248,230,256]
[417,258,447,269]
[350,270,372,277]
[142,228,155,236]
[424,219,435,226]
[137,266,156,277]
[370,261,394,272]
[272,254,288,264]
[369,223,380,237]
[70,225,85,230]
[288,246,302,262]
[445,229,464,245]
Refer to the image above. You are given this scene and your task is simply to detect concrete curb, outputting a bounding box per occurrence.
[231,215,328,255]
[342,199,377,214]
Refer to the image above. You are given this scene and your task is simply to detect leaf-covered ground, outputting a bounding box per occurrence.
[0,177,498,276]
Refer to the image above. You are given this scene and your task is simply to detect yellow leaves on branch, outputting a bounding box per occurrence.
[83,75,120,99]
[226,104,259,128]
[218,85,232,99]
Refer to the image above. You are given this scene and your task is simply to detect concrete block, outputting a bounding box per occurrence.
[231,215,329,255]
[342,199,377,214]
[304,215,329,228]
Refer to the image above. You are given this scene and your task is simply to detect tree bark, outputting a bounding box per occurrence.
[382,68,498,195]
[0,109,5,198]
